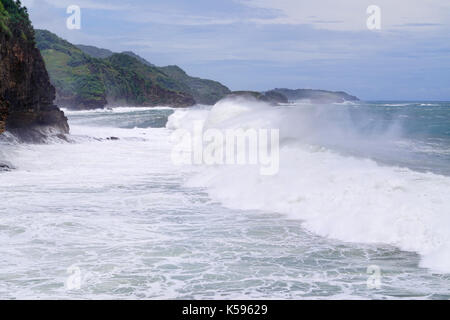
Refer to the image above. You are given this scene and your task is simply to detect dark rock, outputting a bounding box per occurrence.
[0,161,13,172]
[0,0,69,140]
[107,136,119,140]
[0,99,8,134]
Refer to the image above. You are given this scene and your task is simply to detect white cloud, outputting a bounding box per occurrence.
[32,0,237,26]
[127,11,238,26]
[42,0,127,11]
[31,0,450,30]
[22,0,35,8]
[239,0,450,31]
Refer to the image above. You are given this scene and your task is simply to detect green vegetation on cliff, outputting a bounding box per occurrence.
[76,46,154,67]
[36,30,230,109]
[0,1,11,36]
[36,30,196,109]
[0,0,68,139]
[75,44,113,59]
[0,0,33,40]
[36,30,106,108]
[159,65,230,105]
[76,44,229,104]
[1,0,28,28]
[77,44,230,105]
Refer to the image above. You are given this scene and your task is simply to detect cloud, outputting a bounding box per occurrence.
[30,0,240,26]
[238,0,450,31]
[42,0,127,11]
[29,0,450,31]
[23,0,450,99]
[126,11,238,26]
[397,23,442,27]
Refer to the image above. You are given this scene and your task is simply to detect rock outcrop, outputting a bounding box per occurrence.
[0,99,7,133]
[226,91,288,105]
[0,0,68,141]
[0,160,13,171]
[221,88,359,106]
[269,88,359,104]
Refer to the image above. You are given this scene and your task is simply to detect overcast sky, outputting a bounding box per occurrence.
[23,0,450,100]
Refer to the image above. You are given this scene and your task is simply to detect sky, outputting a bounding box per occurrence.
[21,0,450,100]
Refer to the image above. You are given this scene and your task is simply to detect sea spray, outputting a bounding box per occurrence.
[1,105,449,299]
[170,119,280,175]
[167,99,450,273]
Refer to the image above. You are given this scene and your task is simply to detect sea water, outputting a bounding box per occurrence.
[0,101,449,299]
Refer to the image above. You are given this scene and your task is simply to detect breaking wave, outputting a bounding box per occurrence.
[167,98,450,273]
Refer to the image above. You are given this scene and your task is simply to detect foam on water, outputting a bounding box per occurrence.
[62,106,175,115]
[1,103,449,299]
[167,99,450,274]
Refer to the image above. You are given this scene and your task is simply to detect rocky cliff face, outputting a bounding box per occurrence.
[0,0,68,141]
[158,65,230,105]
[0,100,7,133]
[36,30,196,110]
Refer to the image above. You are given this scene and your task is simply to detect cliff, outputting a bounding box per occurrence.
[35,30,200,109]
[0,0,68,141]
[105,53,195,107]
[76,44,230,105]
[158,65,230,105]
[38,32,230,108]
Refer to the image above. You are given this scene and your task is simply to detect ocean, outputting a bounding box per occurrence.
[0,100,449,299]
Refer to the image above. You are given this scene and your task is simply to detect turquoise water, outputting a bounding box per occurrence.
[279,101,450,175]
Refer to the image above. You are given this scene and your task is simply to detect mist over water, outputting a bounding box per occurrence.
[278,101,450,175]
[0,101,449,299]
[169,99,450,273]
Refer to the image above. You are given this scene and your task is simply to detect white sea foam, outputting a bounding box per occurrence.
[1,104,449,299]
[419,103,440,107]
[383,103,412,107]
[167,99,450,273]
[62,106,175,116]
